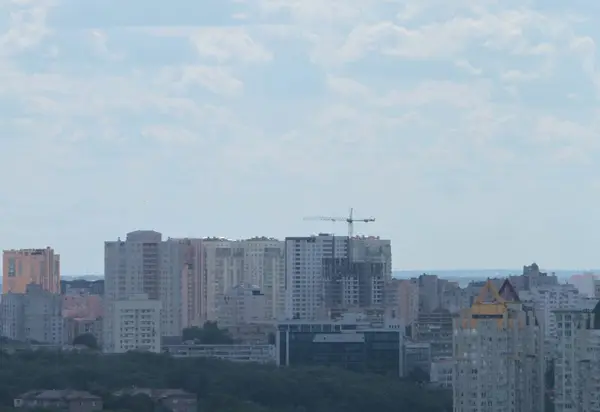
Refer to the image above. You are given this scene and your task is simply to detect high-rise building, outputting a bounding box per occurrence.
[520,283,582,341]
[284,234,391,321]
[453,279,544,412]
[216,284,269,327]
[110,294,161,353]
[553,300,600,412]
[509,262,558,292]
[103,231,193,352]
[389,278,419,326]
[201,238,285,323]
[0,284,64,344]
[2,248,60,294]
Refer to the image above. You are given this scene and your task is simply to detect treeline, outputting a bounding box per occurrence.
[0,351,452,412]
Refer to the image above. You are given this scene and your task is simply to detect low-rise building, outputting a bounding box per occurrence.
[162,343,276,363]
[14,390,102,412]
[276,312,404,376]
[403,342,431,376]
[430,358,453,389]
[113,388,197,412]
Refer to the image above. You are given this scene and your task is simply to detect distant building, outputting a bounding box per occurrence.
[403,342,431,376]
[112,388,197,412]
[14,390,102,412]
[412,309,453,359]
[0,284,65,344]
[108,294,160,353]
[64,318,103,347]
[430,358,453,389]
[509,262,558,292]
[62,294,103,320]
[453,279,544,412]
[519,283,582,341]
[276,312,403,376]
[60,279,104,296]
[2,248,60,294]
[553,299,600,412]
[216,284,269,326]
[202,238,286,323]
[162,343,276,363]
[284,234,392,320]
[104,231,196,345]
[389,278,419,326]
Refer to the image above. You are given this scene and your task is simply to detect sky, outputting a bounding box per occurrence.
[2,0,600,274]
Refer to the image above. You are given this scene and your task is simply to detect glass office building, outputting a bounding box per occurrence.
[276,320,403,376]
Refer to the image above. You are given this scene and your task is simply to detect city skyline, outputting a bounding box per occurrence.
[3,1,600,273]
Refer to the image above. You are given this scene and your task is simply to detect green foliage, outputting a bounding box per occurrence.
[182,321,234,344]
[72,333,99,349]
[0,351,451,412]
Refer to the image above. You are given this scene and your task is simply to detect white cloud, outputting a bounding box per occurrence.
[1,0,600,271]
[454,59,482,75]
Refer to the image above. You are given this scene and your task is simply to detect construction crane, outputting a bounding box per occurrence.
[303,208,375,238]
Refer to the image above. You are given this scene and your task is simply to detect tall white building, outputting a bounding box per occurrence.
[284,234,392,321]
[554,300,600,412]
[202,238,285,323]
[110,294,161,353]
[453,280,544,412]
[104,231,195,352]
[520,284,582,341]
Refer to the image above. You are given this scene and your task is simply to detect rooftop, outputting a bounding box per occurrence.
[18,390,100,401]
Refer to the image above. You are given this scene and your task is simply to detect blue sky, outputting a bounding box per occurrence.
[2,0,600,274]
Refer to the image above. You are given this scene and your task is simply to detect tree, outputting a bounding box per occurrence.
[182,322,234,344]
[73,333,98,349]
[405,367,430,384]
[0,350,452,412]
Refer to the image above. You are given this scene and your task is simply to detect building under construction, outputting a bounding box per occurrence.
[285,233,392,320]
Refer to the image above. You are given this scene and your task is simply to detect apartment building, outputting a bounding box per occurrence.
[104,231,193,351]
[553,299,600,412]
[0,284,64,344]
[509,262,558,292]
[2,248,60,294]
[110,294,160,353]
[520,284,582,341]
[202,237,285,322]
[285,234,391,320]
[453,279,544,412]
[216,284,269,327]
[388,278,419,326]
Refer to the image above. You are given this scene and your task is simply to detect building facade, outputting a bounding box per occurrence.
[453,280,544,412]
[0,284,64,344]
[201,238,285,323]
[103,231,195,350]
[276,313,403,376]
[216,284,269,327]
[284,234,391,320]
[162,343,276,363]
[109,294,160,353]
[553,301,600,412]
[2,248,60,294]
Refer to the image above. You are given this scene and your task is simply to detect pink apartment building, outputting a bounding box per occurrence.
[2,248,60,294]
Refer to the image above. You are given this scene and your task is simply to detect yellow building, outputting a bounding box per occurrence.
[453,279,544,412]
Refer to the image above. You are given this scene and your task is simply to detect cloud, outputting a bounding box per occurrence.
[1,0,600,272]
